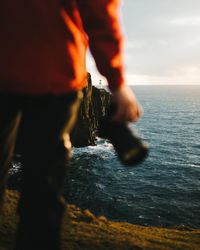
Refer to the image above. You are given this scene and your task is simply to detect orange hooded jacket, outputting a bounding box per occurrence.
[0,0,125,94]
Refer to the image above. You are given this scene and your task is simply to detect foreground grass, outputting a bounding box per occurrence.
[0,190,199,250]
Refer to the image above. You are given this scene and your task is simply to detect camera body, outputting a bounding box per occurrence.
[98,103,149,166]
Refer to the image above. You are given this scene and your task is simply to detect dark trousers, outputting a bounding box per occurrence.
[0,91,82,250]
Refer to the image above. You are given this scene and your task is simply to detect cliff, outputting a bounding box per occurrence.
[13,73,110,153]
[71,73,111,147]
[0,190,200,250]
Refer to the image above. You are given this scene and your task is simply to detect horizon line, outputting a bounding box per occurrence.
[94,83,200,86]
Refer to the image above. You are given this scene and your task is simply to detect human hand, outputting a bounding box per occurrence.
[111,86,143,123]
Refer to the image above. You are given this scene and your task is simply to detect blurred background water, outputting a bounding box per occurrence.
[10,85,200,228]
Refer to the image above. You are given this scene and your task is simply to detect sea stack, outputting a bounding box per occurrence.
[71,73,111,147]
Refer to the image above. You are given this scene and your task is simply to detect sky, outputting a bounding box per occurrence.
[86,0,200,85]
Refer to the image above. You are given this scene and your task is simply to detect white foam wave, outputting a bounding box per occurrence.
[73,138,114,157]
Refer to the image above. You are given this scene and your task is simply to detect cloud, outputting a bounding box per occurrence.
[169,17,200,26]
[125,66,200,85]
[86,0,200,85]
[121,0,200,84]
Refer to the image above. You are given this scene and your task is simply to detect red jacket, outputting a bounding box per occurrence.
[0,0,124,94]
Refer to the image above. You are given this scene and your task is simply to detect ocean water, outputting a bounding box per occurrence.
[64,85,200,228]
[9,85,200,228]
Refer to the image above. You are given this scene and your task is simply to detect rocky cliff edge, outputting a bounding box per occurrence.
[0,190,200,250]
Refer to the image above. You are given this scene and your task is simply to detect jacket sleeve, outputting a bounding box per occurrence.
[76,0,125,92]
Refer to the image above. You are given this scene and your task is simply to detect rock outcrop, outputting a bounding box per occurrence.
[71,73,111,147]
[1,190,200,250]
[14,73,111,153]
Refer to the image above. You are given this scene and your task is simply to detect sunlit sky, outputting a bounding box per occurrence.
[86,0,200,85]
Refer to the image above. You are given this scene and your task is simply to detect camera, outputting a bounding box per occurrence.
[98,103,149,166]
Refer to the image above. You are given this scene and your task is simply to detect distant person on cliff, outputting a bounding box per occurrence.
[0,1,142,250]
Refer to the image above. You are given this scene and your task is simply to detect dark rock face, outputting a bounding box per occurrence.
[71,74,111,147]
[14,73,110,151]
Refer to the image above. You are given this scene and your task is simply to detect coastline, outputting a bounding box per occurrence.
[0,190,199,250]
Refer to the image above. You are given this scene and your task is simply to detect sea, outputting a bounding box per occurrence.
[10,85,200,229]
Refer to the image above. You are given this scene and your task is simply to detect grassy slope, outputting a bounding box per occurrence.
[0,190,199,250]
